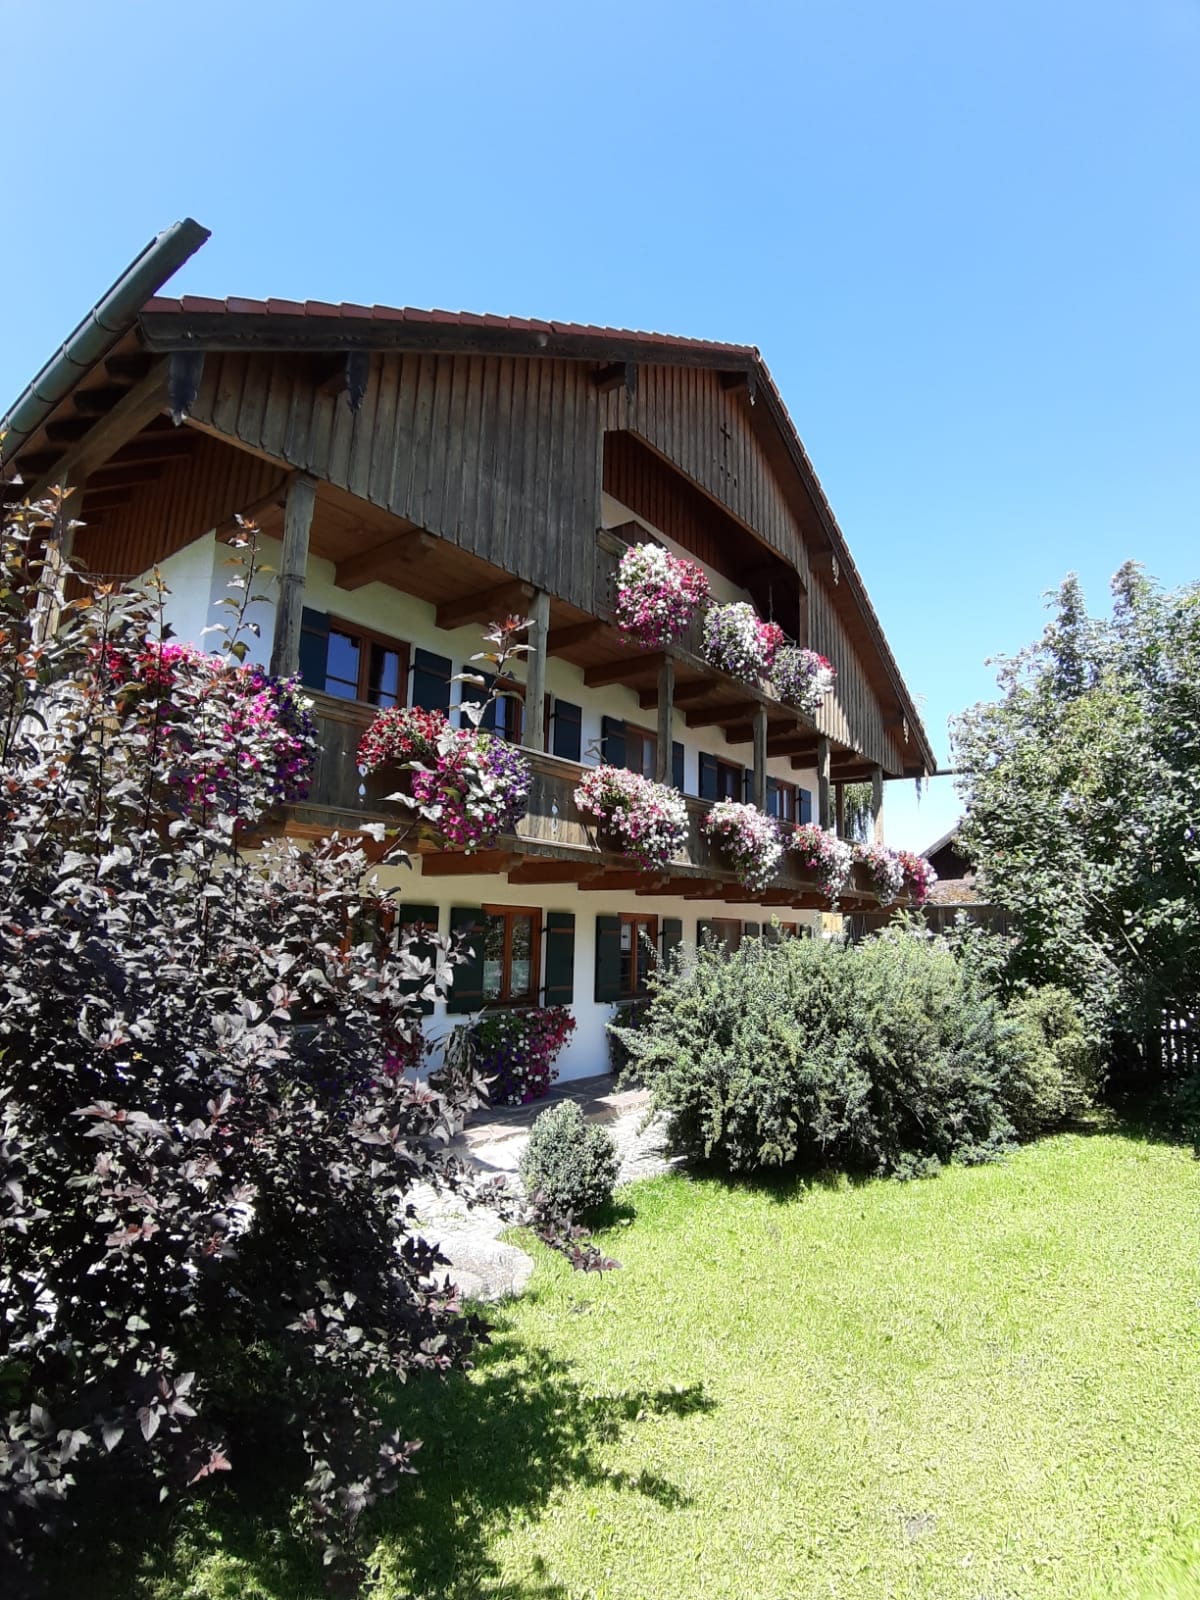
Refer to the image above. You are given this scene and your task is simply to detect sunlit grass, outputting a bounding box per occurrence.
[116,1128,1200,1598]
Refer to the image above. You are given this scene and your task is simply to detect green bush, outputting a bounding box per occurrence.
[614,925,1090,1178]
[520,1101,621,1216]
[1002,985,1099,1136]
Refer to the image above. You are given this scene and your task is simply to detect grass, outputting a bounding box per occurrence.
[97,1127,1200,1598]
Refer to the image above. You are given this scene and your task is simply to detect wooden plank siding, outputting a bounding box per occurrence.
[75,432,286,579]
[187,352,604,612]
[600,366,900,772]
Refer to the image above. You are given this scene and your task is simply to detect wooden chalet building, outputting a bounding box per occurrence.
[1,221,936,1081]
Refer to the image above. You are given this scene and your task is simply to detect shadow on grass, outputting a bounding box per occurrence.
[43,1322,712,1600]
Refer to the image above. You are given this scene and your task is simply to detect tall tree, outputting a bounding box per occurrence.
[952,564,1200,1070]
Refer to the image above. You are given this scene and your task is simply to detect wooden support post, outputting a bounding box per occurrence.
[835,781,846,840]
[752,703,768,810]
[817,736,832,830]
[269,474,317,679]
[523,589,550,753]
[871,764,885,844]
[655,657,675,783]
[32,481,76,646]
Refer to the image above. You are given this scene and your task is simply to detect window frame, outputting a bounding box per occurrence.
[703,917,743,954]
[624,723,659,780]
[310,613,411,709]
[714,757,743,802]
[767,777,800,824]
[480,902,542,1006]
[618,911,659,998]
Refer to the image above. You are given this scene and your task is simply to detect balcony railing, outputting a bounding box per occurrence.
[288,695,886,907]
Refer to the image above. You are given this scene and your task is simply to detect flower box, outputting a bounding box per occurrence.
[771,647,837,719]
[702,800,783,893]
[575,765,688,872]
[615,543,709,649]
[790,823,854,903]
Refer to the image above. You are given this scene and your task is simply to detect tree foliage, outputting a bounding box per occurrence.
[0,496,603,1588]
[951,566,1200,1062]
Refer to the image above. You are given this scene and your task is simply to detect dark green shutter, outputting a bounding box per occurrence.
[411,647,452,713]
[299,607,329,691]
[396,903,439,1016]
[552,699,583,762]
[672,740,685,792]
[699,752,718,801]
[446,906,485,1013]
[543,911,576,1006]
[661,916,683,964]
[742,770,754,804]
[798,788,813,824]
[743,921,761,940]
[601,716,626,769]
[763,920,781,945]
[697,918,714,946]
[460,669,496,731]
[594,914,623,1002]
[766,777,779,818]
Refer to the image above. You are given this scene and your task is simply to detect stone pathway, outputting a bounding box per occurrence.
[410,1076,679,1303]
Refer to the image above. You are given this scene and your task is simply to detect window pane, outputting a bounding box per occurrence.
[619,920,633,993]
[642,737,657,780]
[325,630,361,699]
[483,913,506,999]
[635,924,653,989]
[509,914,534,1000]
[368,645,403,708]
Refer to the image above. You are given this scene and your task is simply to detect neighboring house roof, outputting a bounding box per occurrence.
[922,825,962,861]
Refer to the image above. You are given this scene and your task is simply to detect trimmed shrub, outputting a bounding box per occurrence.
[520,1101,621,1217]
[1002,985,1099,1136]
[614,925,1065,1178]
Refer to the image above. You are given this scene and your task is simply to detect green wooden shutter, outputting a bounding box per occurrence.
[672,740,685,792]
[661,916,683,965]
[594,914,623,1002]
[798,788,813,824]
[411,647,453,713]
[699,752,718,801]
[766,777,780,818]
[298,607,329,691]
[543,911,576,1006]
[743,921,761,939]
[601,716,626,769]
[446,906,485,1013]
[697,918,714,946]
[552,699,583,762]
[396,902,439,1016]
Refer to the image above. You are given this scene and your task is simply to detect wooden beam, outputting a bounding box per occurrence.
[522,590,551,753]
[74,386,129,417]
[835,781,846,840]
[577,870,659,892]
[419,849,513,878]
[638,677,710,711]
[269,473,317,679]
[104,352,155,384]
[817,736,832,830]
[108,431,197,465]
[655,657,675,784]
[506,858,593,885]
[546,619,606,654]
[752,704,768,811]
[768,735,820,759]
[167,351,206,425]
[44,419,91,445]
[80,488,135,511]
[685,698,760,730]
[583,651,666,689]
[593,361,637,396]
[334,529,434,590]
[31,361,169,499]
[84,461,165,491]
[436,578,534,632]
[871,765,884,845]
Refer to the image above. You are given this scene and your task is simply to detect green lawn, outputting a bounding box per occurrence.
[129,1128,1200,1599]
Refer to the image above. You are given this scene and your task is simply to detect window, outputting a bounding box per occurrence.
[300,610,409,708]
[481,904,540,1003]
[700,752,745,802]
[767,778,800,824]
[618,913,658,996]
[624,725,658,780]
[461,673,525,745]
[699,918,742,954]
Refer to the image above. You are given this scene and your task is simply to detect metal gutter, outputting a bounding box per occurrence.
[0,217,210,463]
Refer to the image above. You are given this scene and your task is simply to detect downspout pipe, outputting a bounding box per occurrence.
[0,217,211,462]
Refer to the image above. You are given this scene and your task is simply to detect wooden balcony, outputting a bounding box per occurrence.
[282,695,896,912]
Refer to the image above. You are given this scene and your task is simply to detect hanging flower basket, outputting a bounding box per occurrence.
[702,799,783,893]
[357,707,531,851]
[700,602,772,683]
[615,543,709,649]
[790,823,855,903]
[855,841,906,904]
[575,765,688,871]
[897,850,937,907]
[771,647,836,718]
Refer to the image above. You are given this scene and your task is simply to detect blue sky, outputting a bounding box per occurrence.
[3,0,1196,849]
